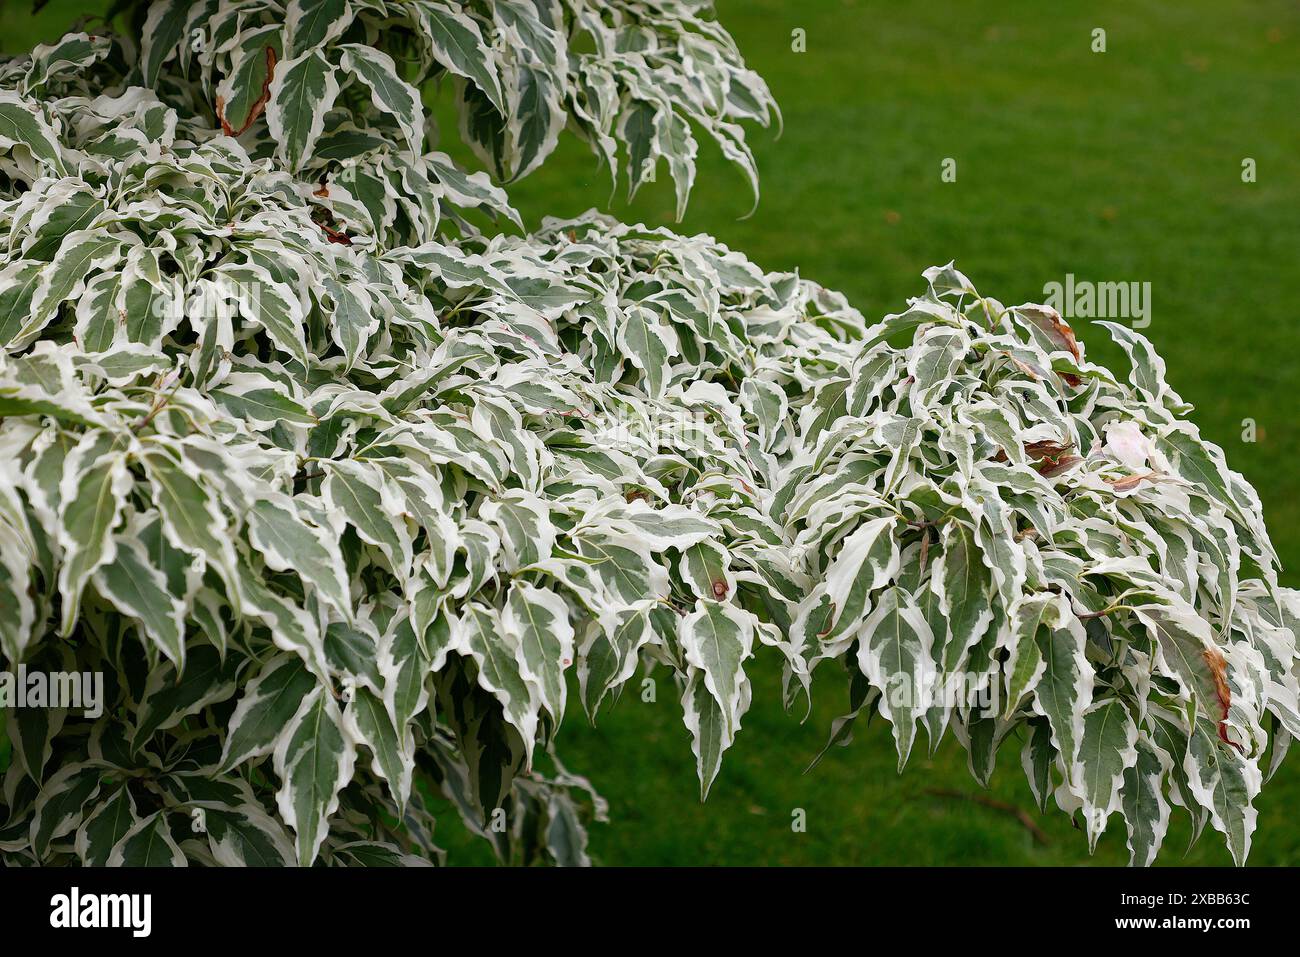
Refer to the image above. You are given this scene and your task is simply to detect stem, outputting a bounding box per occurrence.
[924,788,1051,846]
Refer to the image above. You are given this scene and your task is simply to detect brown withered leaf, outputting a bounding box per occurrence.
[1017,305,1081,361]
[1016,306,1083,386]
[816,603,836,638]
[215,46,277,138]
[991,440,1079,472]
[1026,440,1083,475]
[1004,353,1047,380]
[1024,439,1074,461]
[321,224,352,245]
[1203,647,1244,754]
[1037,455,1082,477]
[1104,471,1162,492]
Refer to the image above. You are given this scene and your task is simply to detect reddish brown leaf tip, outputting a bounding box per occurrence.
[1202,647,1242,753]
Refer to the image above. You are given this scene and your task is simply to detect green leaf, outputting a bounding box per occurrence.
[107,811,187,866]
[20,231,121,347]
[286,0,352,59]
[132,645,239,751]
[480,492,554,574]
[216,25,282,133]
[1030,614,1093,785]
[1184,717,1260,866]
[679,600,755,763]
[503,61,564,181]
[578,609,651,721]
[273,689,356,866]
[855,587,933,769]
[29,763,102,858]
[340,44,425,153]
[682,667,739,800]
[141,448,239,591]
[907,329,965,394]
[55,436,131,635]
[210,383,317,430]
[815,515,900,651]
[344,686,413,813]
[618,304,675,399]
[323,277,376,371]
[213,264,310,367]
[0,92,65,173]
[140,0,190,87]
[1135,604,1231,734]
[1157,423,1245,524]
[0,519,37,663]
[266,50,340,171]
[681,540,733,603]
[1020,718,1057,813]
[412,1,505,114]
[504,581,573,725]
[10,702,63,782]
[246,495,351,619]
[457,602,540,766]
[931,519,994,672]
[75,786,139,866]
[1002,593,1057,718]
[203,805,296,866]
[1121,735,1172,867]
[1076,699,1138,851]
[94,535,187,669]
[322,459,413,583]
[221,655,318,771]
[0,261,46,347]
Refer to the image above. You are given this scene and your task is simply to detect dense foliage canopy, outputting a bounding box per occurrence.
[0,0,1294,866]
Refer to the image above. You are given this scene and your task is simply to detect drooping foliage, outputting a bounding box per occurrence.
[0,1,1294,867]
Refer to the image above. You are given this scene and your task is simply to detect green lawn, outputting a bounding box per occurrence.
[6,0,1298,866]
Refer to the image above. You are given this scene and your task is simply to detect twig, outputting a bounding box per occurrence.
[1077,602,1131,621]
[131,370,183,433]
[923,787,1051,846]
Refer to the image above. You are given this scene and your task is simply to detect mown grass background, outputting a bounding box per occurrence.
[6,0,1298,865]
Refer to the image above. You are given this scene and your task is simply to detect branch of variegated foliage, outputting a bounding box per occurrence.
[0,3,1296,870]
[121,0,777,219]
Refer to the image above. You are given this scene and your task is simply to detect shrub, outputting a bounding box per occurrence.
[0,1,1294,867]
